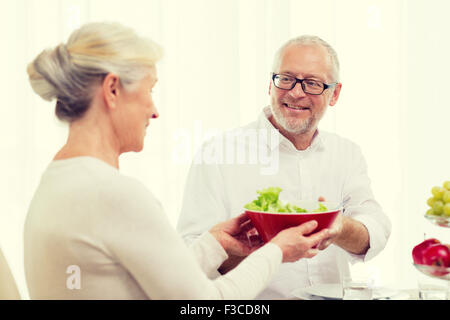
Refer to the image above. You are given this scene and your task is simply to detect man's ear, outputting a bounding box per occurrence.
[329,83,342,107]
[268,81,272,96]
[102,73,120,109]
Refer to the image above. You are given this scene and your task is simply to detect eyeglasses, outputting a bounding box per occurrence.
[272,73,337,95]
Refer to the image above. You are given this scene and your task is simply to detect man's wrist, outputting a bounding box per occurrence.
[333,216,370,255]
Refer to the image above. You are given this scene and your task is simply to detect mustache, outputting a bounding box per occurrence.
[281,98,311,105]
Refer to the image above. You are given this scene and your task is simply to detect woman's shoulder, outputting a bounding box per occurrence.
[103,173,157,202]
[43,156,161,211]
[96,168,163,214]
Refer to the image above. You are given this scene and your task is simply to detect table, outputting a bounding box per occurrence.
[290,288,421,300]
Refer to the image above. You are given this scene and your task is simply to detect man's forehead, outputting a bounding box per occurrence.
[281,44,331,65]
[278,44,334,80]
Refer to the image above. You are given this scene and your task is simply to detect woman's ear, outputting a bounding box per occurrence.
[102,73,120,109]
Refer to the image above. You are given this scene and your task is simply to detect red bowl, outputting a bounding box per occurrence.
[245,200,341,243]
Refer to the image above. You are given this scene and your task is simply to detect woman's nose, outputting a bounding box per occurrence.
[151,107,159,119]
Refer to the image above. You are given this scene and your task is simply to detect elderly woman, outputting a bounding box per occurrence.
[24,22,329,299]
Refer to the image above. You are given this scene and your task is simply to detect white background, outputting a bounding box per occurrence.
[1,0,449,299]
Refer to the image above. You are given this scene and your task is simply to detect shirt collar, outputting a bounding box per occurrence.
[258,105,325,153]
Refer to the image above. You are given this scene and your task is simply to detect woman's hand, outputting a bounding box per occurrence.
[209,213,262,257]
[270,220,330,263]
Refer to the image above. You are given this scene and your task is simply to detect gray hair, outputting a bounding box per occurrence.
[272,35,340,82]
[27,22,163,122]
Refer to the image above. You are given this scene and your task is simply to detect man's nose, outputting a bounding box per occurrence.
[289,82,307,98]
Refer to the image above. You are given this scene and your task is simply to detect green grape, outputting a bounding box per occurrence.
[443,180,450,190]
[444,203,450,216]
[427,197,436,207]
[443,190,450,203]
[426,208,435,216]
[432,200,444,215]
[431,186,445,200]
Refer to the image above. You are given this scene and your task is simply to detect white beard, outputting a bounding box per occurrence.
[270,103,314,135]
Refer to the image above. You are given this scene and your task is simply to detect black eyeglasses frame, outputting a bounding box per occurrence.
[272,73,337,95]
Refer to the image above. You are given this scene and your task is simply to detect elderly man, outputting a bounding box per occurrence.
[177,35,391,299]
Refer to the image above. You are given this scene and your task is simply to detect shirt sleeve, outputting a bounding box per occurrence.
[99,177,282,299]
[342,145,392,262]
[188,231,227,279]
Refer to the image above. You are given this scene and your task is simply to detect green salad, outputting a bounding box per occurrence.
[244,187,328,213]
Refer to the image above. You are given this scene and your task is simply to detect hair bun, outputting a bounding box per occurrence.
[27,43,93,121]
[27,43,72,101]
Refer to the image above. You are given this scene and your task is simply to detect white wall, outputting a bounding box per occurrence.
[0,0,449,299]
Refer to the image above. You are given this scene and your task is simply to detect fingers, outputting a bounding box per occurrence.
[223,213,253,235]
[304,248,319,259]
[228,238,253,256]
[247,229,263,249]
[294,220,318,235]
[308,228,330,247]
[240,220,255,233]
[234,212,250,225]
[317,239,332,250]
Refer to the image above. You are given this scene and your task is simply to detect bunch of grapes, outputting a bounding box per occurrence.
[426,180,450,217]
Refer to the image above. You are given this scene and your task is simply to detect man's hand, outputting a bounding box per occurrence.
[316,196,340,250]
[316,196,370,254]
[317,212,344,250]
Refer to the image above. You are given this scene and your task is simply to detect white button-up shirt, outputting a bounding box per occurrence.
[177,106,391,299]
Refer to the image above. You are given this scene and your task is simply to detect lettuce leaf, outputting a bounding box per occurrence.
[244,187,327,213]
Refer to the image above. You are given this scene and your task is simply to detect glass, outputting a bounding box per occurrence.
[272,73,337,95]
[416,269,449,300]
[342,275,374,300]
[342,262,375,300]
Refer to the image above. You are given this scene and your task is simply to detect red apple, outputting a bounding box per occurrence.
[412,238,440,265]
[423,244,450,267]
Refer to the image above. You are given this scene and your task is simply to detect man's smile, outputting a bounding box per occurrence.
[282,103,310,111]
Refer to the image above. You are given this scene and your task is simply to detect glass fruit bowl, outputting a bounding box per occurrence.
[424,214,450,228]
[414,263,450,280]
